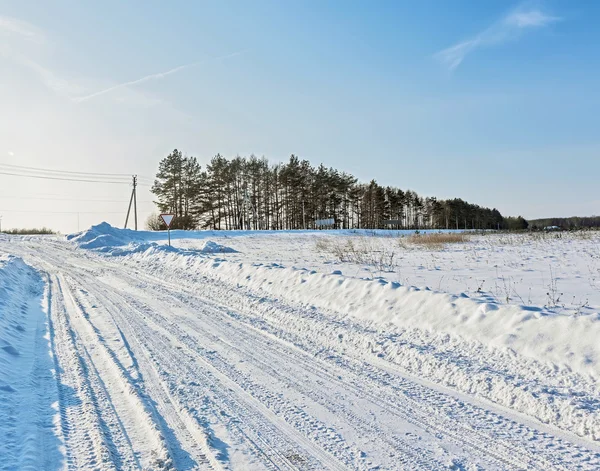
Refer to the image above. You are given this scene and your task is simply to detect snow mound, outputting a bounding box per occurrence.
[106,240,237,257]
[68,222,236,256]
[67,222,140,251]
[197,240,237,254]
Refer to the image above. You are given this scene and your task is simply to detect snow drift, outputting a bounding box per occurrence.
[68,222,236,255]
[0,255,62,469]
[67,222,142,250]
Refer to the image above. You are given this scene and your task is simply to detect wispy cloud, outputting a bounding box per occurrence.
[0,45,84,97]
[435,3,560,71]
[0,16,81,96]
[75,51,243,103]
[0,15,45,43]
[1,16,243,109]
[505,9,560,28]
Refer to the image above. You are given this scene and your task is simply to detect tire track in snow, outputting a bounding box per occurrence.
[59,274,176,470]
[129,275,531,470]
[112,285,448,470]
[80,275,347,471]
[13,242,221,470]
[28,246,334,471]
[47,276,120,470]
[59,277,216,470]
[122,263,600,471]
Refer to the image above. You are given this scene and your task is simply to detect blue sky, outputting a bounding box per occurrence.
[0,0,598,231]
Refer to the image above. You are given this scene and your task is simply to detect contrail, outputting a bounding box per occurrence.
[75,51,242,103]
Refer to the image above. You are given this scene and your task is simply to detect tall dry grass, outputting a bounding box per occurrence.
[403,232,471,248]
[315,236,397,272]
[1,227,55,235]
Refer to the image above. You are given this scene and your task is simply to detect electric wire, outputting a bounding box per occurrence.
[0,162,152,180]
[0,171,132,184]
[0,163,154,187]
[0,170,152,185]
[0,194,154,203]
[0,209,131,214]
[0,163,129,178]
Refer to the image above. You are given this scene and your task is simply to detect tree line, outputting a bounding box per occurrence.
[528,216,600,230]
[149,149,512,231]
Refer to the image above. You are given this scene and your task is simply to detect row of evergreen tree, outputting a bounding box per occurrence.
[150,149,509,231]
[528,216,600,230]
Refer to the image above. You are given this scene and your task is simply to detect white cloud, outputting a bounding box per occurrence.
[0,15,45,43]
[0,16,73,95]
[435,4,561,71]
[505,10,559,28]
[0,42,86,98]
[0,16,97,100]
[435,39,481,71]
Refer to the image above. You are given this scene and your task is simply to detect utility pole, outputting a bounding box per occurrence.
[124,175,138,230]
[133,175,138,230]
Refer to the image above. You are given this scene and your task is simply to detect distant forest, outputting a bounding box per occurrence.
[528,217,600,230]
[150,149,523,231]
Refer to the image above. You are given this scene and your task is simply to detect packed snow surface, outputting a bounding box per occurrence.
[1,223,600,470]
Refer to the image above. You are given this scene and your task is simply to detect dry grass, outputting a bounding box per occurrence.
[403,232,471,248]
[315,236,397,272]
[1,227,55,235]
[478,230,600,247]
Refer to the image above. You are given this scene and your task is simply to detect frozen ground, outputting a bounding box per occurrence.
[1,224,600,470]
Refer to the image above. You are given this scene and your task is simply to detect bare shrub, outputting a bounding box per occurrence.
[315,236,397,272]
[314,237,332,252]
[1,227,55,235]
[146,213,167,231]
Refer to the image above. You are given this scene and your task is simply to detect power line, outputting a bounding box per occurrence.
[0,194,155,203]
[0,162,152,180]
[0,170,133,184]
[0,190,126,198]
[0,209,129,214]
[0,195,127,202]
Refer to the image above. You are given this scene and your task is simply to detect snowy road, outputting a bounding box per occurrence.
[2,236,600,470]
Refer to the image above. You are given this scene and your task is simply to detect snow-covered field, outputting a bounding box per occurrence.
[1,224,600,470]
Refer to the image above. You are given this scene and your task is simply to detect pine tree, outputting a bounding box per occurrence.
[151,150,507,232]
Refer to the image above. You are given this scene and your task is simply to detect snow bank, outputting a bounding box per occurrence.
[0,255,45,381]
[0,255,40,314]
[0,255,62,468]
[131,250,600,378]
[68,222,236,255]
